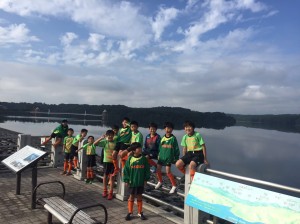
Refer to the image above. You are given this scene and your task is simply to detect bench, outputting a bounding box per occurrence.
[33,181,108,224]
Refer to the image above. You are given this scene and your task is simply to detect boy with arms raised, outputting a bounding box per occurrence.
[95,130,116,200]
[176,121,209,181]
[61,128,74,176]
[123,142,150,221]
[155,122,180,194]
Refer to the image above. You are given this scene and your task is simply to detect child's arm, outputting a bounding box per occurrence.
[174,138,180,161]
[202,144,209,164]
[94,134,106,146]
[123,158,130,185]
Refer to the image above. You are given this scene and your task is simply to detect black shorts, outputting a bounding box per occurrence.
[128,186,144,195]
[103,162,114,175]
[87,155,96,167]
[180,151,204,166]
[64,152,71,161]
[157,160,171,166]
[114,142,129,152]
[71,145,78,158]
[142,150,158,160]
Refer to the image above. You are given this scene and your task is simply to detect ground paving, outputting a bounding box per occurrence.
[0,167,176,224]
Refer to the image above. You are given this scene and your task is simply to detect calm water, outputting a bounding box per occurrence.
[1,118,300,195]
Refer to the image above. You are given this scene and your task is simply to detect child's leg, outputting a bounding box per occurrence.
[128,194,134,214]
[156,164,163,183]
[147,156,157,167]
[112,150,119,176]
[102,173,108,196]
[67,159,72,173]
[120,150,128,168]
[109,175,114,193]
[86,167,90,179]
[137,194,143,214]
[63,159,68,172]
[176,159,186,174]
[73,156,78,169]
[189,161,197,181]
[53,138,62,147]
[166,165,176,187]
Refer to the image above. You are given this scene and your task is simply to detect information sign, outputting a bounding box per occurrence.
[1,145,47,173]
[185,172,300,224]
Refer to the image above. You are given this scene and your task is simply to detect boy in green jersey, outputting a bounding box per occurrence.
[71,128,88,169]
[120,121,143,166]
[123,142,150,221]
[42,119,68,148]
[155,122,180,194]
[95,130,116,200]
[61,128,74,176]
[176,121,209,181]
[77,135,100,184]
[112,117,131,176]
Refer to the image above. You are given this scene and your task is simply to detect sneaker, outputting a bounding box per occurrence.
[169,186,177,194]
[150,166,157,173]
[125,213,132,221]
[138,212,146,220]
[102,191,108,198]
[65,172,72,176]
[107,192,113,200]
[60,171,67,175]
[89,179,93,184]
[85,179,90,184]
[76,167,81,171]
[155,182,162,189]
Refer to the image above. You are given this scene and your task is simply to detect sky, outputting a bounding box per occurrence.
[0,0,299,115]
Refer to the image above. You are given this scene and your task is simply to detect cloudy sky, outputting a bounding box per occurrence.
[0,0,299,114]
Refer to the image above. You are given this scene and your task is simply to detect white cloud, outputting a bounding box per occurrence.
[60,32,78,46]
[152,7,179,41]
[0,23,39,45]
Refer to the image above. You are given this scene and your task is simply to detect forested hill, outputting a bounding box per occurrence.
[0,102,235,129]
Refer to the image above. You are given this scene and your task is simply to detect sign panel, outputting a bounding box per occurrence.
[185,172,300,224]
[1,145,47,173]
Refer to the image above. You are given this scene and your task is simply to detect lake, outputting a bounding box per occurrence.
[1,117,299,196]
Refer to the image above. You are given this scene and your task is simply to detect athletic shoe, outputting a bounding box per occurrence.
[85,179,90,184]
[102,191,108,198]
[65,172,72,176]
[138,212,146,220]
[89,179,93,184]
[169,186,177,194]
[60,171,67,175]
[107,193,113,200]
[155,182,162,189]
[125,213,132,221]
[150,166,157,173]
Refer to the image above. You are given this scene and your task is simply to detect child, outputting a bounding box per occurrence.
[77,135,98,184]
[143,122,161,173]
[123,142,150,221]
[42,119,68,148]
[95,130,116,200]
[176,121,209,181]
[61,128,74,176]
[71,129,88,169]
[111,117,131,176]
[120,121,143,165]
[155,122,180,194]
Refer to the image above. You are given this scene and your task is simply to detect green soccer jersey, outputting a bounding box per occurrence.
[63,136,74,153]
[82,143,96,155]
[181,132,205,152]
[117,125,131,144]
[130,131,143,145]
[158,134,180,164]
[97,139,116,163]
[53,124,68,138]
[72,134,81,147]
[123,155,150,187]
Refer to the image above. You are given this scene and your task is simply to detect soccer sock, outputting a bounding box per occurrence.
[137,200,143,214]
[67,161,72,173]
[128,200,134,214]
[90,170,94,179]
[147,158,157,167]
[178,166,186,174]
[190,169,196,180]
[86,170,90,179]
[73,158,78,168]
[63,161,68,172]
[156,171,163,183]
[112,159,119,175]
[167,173,176,187]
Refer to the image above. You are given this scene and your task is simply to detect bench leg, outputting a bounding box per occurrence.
[47,212,53,224]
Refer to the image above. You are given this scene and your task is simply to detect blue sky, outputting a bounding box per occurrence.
[0,0,299,114]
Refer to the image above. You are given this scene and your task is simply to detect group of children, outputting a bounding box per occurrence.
[43,117,209,221]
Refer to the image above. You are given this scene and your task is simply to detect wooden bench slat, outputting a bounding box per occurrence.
[42,196,97,224]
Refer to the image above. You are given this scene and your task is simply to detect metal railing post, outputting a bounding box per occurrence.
[184,164,210,224]
[17,134,31,150]
[73,140,87,180]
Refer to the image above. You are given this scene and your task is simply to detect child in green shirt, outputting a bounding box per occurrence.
[123,142,150,221]
[61,128,74,176]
